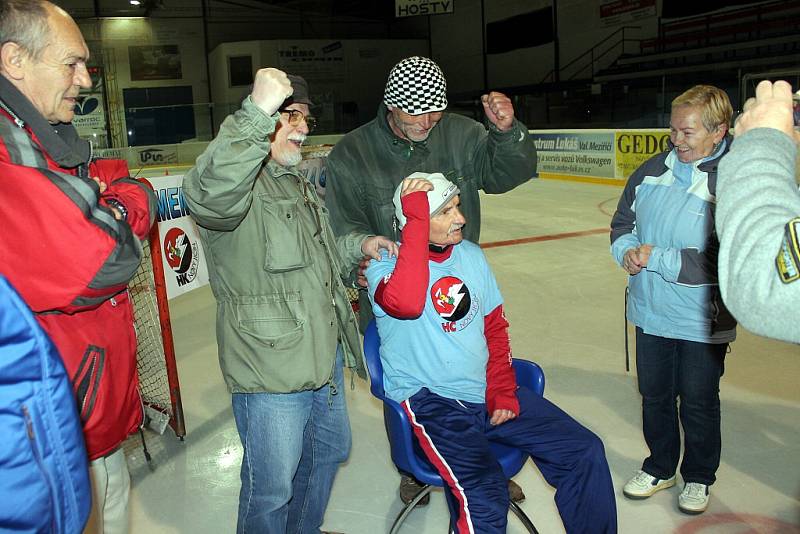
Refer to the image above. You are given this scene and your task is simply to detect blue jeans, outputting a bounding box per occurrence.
[231,348,351,534]
[635,328,726,485]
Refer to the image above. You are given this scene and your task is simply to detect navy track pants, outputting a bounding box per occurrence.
[403,386,617,534]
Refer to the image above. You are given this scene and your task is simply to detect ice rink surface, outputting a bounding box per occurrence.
[126,178,800,534]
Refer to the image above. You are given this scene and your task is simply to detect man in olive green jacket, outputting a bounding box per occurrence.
[183,68,395,534]
[325,55,538,506]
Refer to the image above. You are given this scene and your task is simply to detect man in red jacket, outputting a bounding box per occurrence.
[0,1,155,532]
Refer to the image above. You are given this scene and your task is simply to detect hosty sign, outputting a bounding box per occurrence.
[395,0,453,18]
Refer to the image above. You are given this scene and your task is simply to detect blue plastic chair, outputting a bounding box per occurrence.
[363,319,541,534]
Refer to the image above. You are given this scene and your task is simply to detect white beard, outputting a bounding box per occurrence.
[281,150,303,167]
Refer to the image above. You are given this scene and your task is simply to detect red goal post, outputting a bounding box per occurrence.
[128,178,186,438]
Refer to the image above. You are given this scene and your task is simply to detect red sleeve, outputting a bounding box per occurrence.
[373,191,430,318]
[90,159,156,239]
[0,160,144,314]
[485,304,519,415]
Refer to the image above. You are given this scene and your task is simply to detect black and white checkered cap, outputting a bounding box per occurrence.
[383,56,448,115]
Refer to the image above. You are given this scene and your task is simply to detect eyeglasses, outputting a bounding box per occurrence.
[279,108,317,133]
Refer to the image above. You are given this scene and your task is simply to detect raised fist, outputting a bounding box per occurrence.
[251,68,292,116]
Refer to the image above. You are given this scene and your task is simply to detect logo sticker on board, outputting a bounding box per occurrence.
[163,227,199,286]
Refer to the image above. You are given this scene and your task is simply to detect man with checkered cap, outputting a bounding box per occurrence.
[326,55,537,506]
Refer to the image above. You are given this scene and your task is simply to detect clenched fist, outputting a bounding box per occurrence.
[735,80,798,141]
[251,68,293,117]
[481,91,515,132]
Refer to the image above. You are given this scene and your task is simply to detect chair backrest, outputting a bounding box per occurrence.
[362,318,546,485]
[513,358,546,397]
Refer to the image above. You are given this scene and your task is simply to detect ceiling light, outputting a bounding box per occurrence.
[130,0,141,5]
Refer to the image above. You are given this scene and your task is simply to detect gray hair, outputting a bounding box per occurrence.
[0,0,52,63]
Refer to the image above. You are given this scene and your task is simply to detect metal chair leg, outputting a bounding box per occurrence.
[389,485,434,534]
[509,500,539,534]
[389,486,538,534]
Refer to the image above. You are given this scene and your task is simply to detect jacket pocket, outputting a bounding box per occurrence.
[371,199,397,239]
[237,302,305,350]
[72,345,106,423]
[260,197,310,272]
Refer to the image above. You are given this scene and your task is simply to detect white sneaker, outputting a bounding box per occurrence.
[678,482,710,514]
[623,470,676,499]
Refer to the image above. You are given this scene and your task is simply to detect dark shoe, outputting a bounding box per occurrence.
[508,479,526,503]
[399,474,430,506]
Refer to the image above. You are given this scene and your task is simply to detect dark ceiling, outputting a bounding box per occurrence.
[235,0,395,20]
[62,0,398,20]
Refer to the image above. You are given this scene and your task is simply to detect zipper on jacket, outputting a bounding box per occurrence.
[22,405,58,533]
[292,172,355,393]
[0,98,25,128]
[73,345,106,422]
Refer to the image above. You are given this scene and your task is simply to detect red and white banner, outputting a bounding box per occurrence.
[147,174,210,300]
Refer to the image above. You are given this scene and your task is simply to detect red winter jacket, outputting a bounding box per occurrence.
[0,100,156,459]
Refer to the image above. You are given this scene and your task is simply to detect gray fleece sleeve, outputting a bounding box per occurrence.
[716,127,800,344]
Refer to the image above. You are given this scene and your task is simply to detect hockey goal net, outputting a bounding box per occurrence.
[128,197,186,439]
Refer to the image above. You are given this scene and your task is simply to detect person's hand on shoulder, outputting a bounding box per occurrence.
[355,256,371,288]
[361,236,398,261]
[736,80,799,142]
[481,91,515,132]
[356,237,399,288]
[251,68,293,117]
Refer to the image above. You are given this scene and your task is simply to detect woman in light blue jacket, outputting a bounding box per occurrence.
[610,85,736,515]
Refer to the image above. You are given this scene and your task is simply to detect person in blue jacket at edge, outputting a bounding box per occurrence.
[0,274,91,533]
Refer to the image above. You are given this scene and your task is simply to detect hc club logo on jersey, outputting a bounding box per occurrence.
[163,227,199,287]
[430,276,478,332]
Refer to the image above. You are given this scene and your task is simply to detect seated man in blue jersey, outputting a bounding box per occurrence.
[365,173,618,534]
